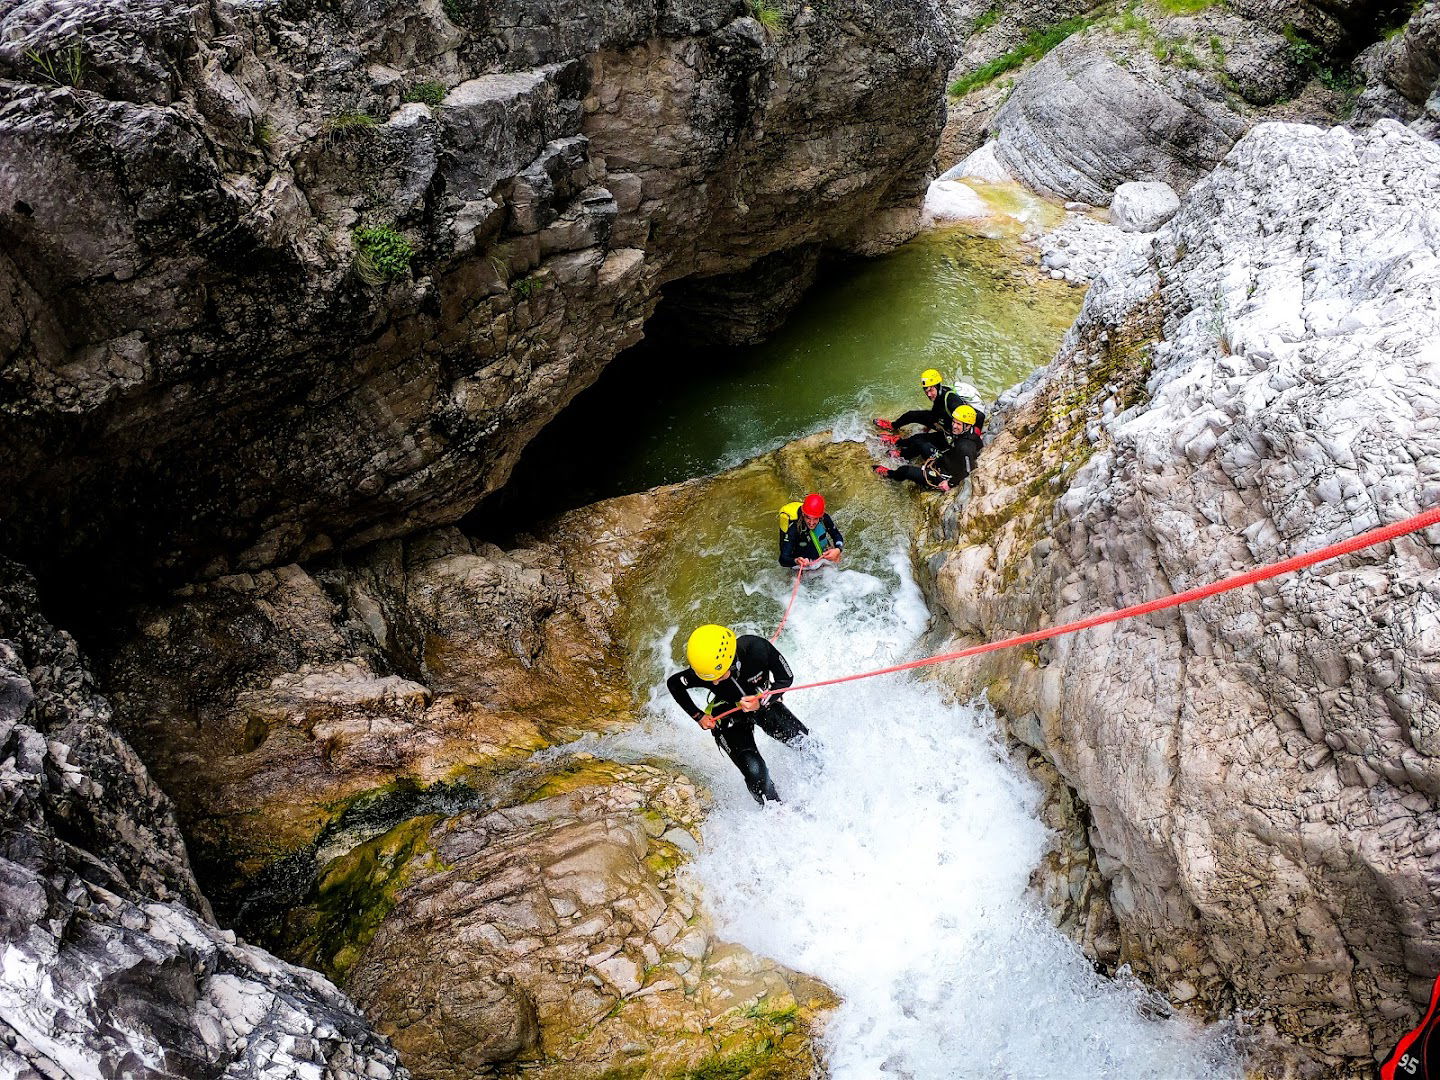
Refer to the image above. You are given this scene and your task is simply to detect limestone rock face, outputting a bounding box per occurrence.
[924,121,1440,1074]
[991,29,1247,205]
[102,485,697,893]
[0,557,406,1078]
[292,759,835,1080]
[1109,181,1180,232]
[0,0,954,594]
[1355,2,1440,133]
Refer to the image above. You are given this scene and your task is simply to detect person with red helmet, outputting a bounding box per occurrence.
[778,493,844,570]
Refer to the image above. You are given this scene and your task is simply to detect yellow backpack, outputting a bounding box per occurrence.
[777,501,803,534]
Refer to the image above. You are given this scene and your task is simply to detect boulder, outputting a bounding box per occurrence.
[923,179,991,222]
[940,139,1016,183]
[925,120,1440,1075]
[1108,181,1181,232]
[991,29,1247,204]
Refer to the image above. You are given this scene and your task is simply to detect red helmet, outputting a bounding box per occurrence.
[801,493,825,517]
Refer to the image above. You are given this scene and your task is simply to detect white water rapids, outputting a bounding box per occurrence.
[585,506,1241,1078]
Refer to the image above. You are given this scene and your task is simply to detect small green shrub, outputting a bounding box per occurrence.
[949,14,1094,96]
[511,275,542,298]
[253,117,275,150]
[973,3,1003,33]
[1282,25,1359,96]
[24,44,84,88]
[353,225,415,284]
[747,0,786,34]
[403,81,446,106]
[1156,0,1216,13]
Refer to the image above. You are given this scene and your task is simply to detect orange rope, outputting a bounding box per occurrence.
[710,503,1440,723]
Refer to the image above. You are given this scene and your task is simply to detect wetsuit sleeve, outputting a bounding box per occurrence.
[779,528,795,568]
[761,639,794,696]
[825,514,844,548]
[666,671,706,721]
[893,408,932,429]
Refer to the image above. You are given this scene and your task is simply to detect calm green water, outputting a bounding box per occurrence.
[495,226,1082,521]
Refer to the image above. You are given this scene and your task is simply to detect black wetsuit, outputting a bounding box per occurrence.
[666,635,808,804]
[894,402,987,461]
[892,385,964,434]
[883,430,984,489]
[778,513,844,568]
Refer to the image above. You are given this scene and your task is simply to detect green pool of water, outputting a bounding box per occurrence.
[493,225,1082,524]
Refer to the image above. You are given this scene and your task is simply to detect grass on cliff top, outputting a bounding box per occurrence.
[1154,0,1217,13]
[949,14,1096,97]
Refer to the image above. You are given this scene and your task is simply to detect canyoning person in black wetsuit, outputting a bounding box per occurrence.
[877,376,987,463]
[874,403,984,492]
[778,493,844,570]
[667,625,808,805]
[874,369,965,459]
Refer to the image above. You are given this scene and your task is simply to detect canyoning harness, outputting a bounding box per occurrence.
[889,385,979,436]
[667,634,794,725]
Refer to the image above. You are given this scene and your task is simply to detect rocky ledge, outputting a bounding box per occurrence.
[923,119,1440,1075]
[0,557,408,1078]
[0,0,953,596]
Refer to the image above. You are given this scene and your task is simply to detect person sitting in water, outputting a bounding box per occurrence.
[878,376,987,462]
[667,624,807,805]
[778,493,844,570]
[874,404,984,492]
[873,368,962,449]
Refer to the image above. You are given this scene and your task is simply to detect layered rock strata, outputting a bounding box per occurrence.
[0,558,407,1079]
[923,120,1440,1074]
[0,0,953,594]
[282,757,836,1078]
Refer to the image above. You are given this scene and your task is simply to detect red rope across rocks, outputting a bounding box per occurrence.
[711,503,1440,723]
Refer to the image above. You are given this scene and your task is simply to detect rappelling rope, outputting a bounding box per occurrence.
[770,568,805,643]
[712,503,1440,723]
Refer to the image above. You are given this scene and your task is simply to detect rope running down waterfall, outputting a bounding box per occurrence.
[712,503,1440,724]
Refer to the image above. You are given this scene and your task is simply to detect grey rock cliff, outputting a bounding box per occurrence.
[0,557,407,1078]
[926,120,1440,1074]
[0,0,954,593]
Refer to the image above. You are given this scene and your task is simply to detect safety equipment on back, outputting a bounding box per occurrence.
[920,368,944,388]
[953,381,980,401]
[777,501,803,533]
[801,493,825,518]
[687,625,737,681]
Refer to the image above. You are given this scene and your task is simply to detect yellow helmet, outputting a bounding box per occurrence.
[686,625,737,681]
[952,404,978,425]
[920,368,944,388]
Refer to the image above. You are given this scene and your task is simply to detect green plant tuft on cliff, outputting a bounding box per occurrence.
[403,80,447,106]
[948,14,1095,97]
[511,275,543,299]
[973,2,1003,32]
[24,44,84,88]
[353,225,415,284]
[1156,0,1216,13]
[253,116,275,151]
[1282,25,1360,96]
[747,0,787,35]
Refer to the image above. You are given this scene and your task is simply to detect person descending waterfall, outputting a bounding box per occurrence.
[778,493,844,569]
[873,369,964,458]
[667,625,808,805]
[874,403,984,492]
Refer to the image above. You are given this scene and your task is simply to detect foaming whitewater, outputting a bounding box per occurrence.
[598,526,1240,1079]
